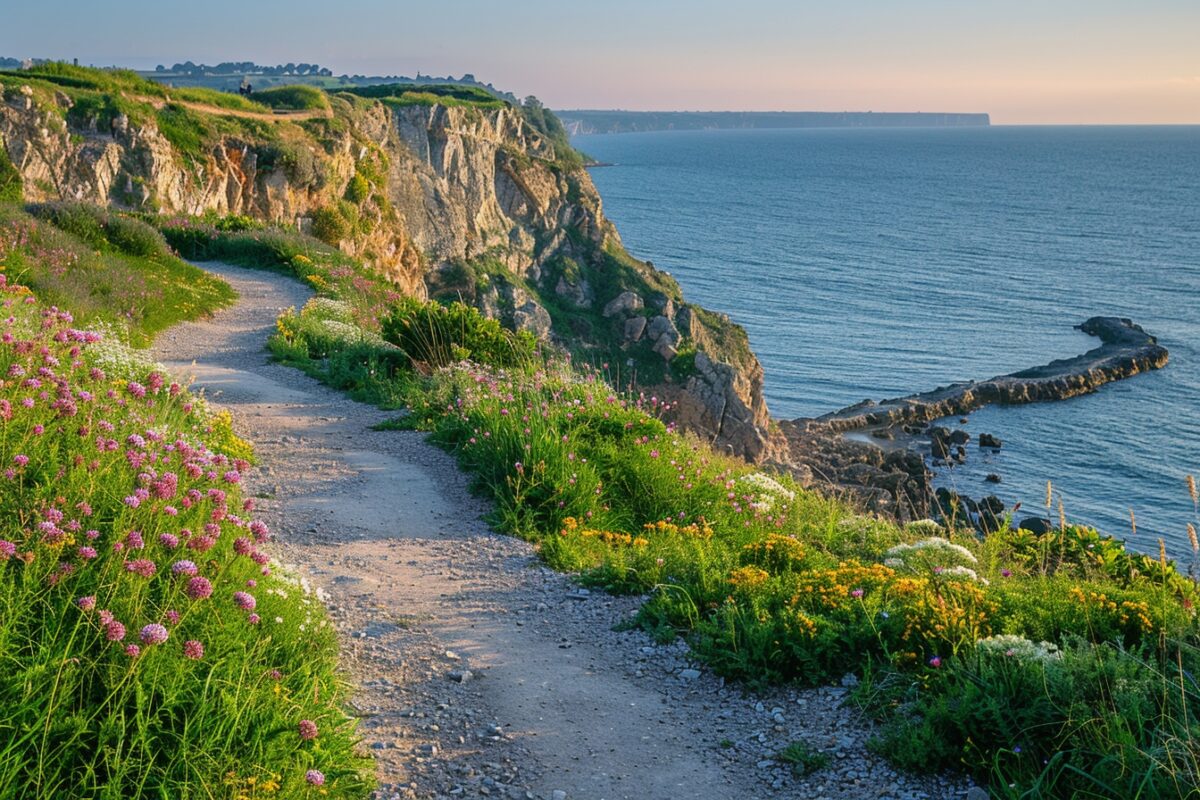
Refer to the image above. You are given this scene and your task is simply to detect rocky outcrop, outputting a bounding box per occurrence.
[781,318,1169,520]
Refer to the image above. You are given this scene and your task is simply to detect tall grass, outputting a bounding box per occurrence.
[0,273,369,798]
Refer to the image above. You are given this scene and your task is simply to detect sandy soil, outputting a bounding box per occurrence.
[151,262,975,800]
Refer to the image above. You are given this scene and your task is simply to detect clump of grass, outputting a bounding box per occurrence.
[0,274,370,797]
[253,85,331,112]
[776,741,830,776]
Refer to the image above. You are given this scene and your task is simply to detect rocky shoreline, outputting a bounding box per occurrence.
[777,317,1169,523]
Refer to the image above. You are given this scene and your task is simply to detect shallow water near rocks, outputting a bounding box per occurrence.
[581,125,1200,555]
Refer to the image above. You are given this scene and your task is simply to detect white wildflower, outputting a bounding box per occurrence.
[977,634,1060,663]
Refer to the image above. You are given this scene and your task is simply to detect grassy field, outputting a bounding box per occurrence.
[0,223,370,796]
[0,204,236,346]
[205,220,1200,798]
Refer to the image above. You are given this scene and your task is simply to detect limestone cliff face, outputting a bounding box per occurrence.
[0,84,776,460]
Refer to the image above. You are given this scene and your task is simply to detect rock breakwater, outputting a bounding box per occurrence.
[778,317,1169,521]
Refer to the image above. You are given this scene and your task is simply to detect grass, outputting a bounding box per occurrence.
[776,740,830,776]
[341,82,508,110]
[252,85,331,112]
[0,204,235,346]
[0,270,370,797]
[243,230,1200,797]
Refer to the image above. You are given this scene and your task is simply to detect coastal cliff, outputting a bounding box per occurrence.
[0,70,776,459]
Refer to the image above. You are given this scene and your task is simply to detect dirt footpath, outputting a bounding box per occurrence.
[152,262,972,800]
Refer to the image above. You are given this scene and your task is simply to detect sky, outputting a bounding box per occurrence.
[5,0,1199,124]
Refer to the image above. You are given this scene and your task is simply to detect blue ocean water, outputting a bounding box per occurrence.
[579,126,1200,555]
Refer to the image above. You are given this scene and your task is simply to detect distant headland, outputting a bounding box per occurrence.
[558,110,990,135]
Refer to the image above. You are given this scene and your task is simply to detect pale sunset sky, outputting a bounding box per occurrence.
[6,0,1198,123]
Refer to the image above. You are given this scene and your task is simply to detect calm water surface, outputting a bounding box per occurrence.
[579,126,1200,554]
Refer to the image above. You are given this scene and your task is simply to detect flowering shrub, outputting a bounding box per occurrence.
[0,276,368,797]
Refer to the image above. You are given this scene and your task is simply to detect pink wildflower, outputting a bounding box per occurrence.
[183,640,204,660]
[140,624,169,645]
[105,620,127,641]
[298,719,319,740]
[233,591,256,611]
[186,576,213,600]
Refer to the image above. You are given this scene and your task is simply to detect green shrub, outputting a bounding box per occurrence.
[310,206,348,245]
[381,298,538,370]
[865,638,1200,797]
[344,172,370,204]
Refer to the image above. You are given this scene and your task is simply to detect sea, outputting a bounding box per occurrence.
[578,125,1200,556]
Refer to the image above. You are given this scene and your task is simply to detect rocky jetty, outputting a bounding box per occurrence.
[779,318,1168,521]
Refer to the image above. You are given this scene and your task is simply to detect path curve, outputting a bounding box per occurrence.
[152,262,969,800]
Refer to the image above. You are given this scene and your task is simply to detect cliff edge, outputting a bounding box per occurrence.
[0,67,776,460]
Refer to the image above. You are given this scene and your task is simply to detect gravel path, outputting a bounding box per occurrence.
[152,262,976,800]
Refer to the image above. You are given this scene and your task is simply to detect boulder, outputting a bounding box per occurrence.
[623,316,647,343]
[979,432,1002,449]
[1019,517,1054,535]
[602,290,643,318]
[646,315,677,341]
[653,332,679,360]
[948,429,970,446]
[985,473,1002,483]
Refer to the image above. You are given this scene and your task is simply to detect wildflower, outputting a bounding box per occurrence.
[105,620,127,641]
[12,454,28,467]
[183,640,204,660]
[247,613,261,624]
[186,576,213,600]
[305,770,325,786]
[233,591,257,610]
[851,588,864,599]
[172,559,199,576]
[928,656,942,668]
[76,595,96,610]
[298,719,319,740]
[165,609,180,624]
[140,624,169,645]
[0,540,14,560]
[248,519,270,542]
[125,558,157,578]
[125,644,141,658]
[1001,568,1013,578]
